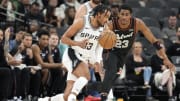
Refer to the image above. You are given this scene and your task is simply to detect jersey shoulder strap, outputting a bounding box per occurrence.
[111,17,119,30]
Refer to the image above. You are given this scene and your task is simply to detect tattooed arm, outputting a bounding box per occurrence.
[4,28,11,57]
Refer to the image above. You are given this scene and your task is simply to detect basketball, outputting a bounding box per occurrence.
[98,30,116,49]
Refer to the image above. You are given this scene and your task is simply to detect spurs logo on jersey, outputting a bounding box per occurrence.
[72,15,103,57]
[80,32,99,40]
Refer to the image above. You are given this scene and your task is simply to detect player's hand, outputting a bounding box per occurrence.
[26,48,33,59]
[4,27,11,40]
[163,58,176,72]
[93,62,104,74]
[18,43,25,51]
[77,39,89,49]
[59,63,67,71]
[8,59,21,66]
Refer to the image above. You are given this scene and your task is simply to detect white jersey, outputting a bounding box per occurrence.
[84,1,93,16]
[71,15,103,64]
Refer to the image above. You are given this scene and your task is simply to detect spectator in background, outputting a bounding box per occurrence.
[31,29,65,96]
[47,33,67,96]
[9,33,33,100]
[126,41,154,101]
[9,27,25,51]
[61,6,76,27]
[16,0,30,20]
[0,0,15,21]
[28,20,40,44]
[0,28,13,101]
[166,26,180,57]
[44,6,58,27]
[25,2,44,23]
[151,40,176,101]
[177,8,180,26]
[0,0,8,21]
[56,0,80,22]
[162,12,178,43]
[49,27,57,35]
[110,4,119,18]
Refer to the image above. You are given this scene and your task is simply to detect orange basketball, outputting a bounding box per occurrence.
[98,30,116,49]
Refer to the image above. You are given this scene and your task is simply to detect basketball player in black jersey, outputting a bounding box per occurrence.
[100,4,175,101]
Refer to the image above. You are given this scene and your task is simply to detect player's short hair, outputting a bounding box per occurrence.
[90,4,110,16]
[119,4,133,14]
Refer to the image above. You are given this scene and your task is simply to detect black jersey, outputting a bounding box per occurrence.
[111,17,136,56]
[0,42,8,67]
[21,49,33,66]
[51,47,61,63]
[33,44,50,65]
[39,46,49,62]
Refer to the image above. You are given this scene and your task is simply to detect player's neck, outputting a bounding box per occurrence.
[38,43,46,50]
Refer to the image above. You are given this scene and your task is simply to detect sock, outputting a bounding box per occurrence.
[71,77,88,95]
[107,89,114,100]
[95,72,101,81]
[68,94,76,101]
[51,94,64,101]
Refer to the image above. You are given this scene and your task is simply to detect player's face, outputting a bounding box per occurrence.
[92,0,101,4]
[23,36,32,48]
[39,35,49,47]
[49,34,59,47]
[97,10,111,27]
[119,9,132,25]
[0,30,3,43]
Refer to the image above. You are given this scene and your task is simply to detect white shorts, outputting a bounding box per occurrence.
[62,48,89,81]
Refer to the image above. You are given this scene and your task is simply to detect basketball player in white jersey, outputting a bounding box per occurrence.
[38,5,111,101]
[75,0,101,19]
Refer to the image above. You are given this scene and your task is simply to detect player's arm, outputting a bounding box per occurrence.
[104,20,113,31]
[74,4,87,20]
[137,18,175,71]
[61,18,88,48]
[95,44,103,64]
[31,44,63,69]
[136,18,157,43]
[6,53,21,66]
[4,27,11,57]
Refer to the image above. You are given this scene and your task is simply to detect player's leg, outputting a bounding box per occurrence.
[68,62,90,101]
[101,53,118,100]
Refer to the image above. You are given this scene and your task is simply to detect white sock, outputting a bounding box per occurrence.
[51,94,64,101]
[68,94,76,101]
[107,89,114,100]
[71,77,88,95]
